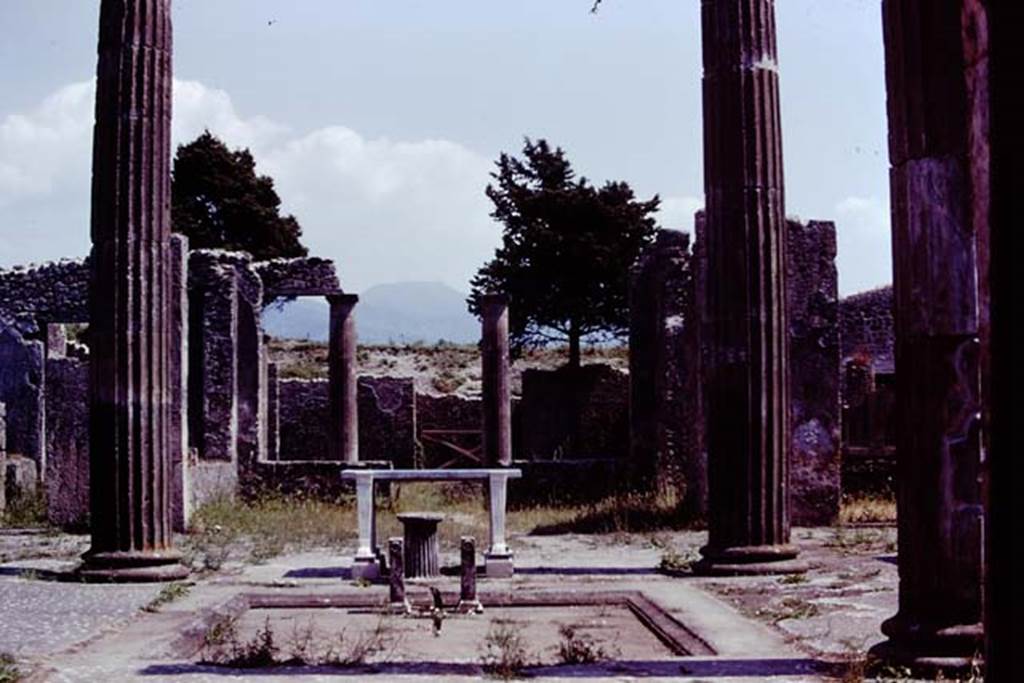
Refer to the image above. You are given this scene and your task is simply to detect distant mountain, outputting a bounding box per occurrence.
[262,281,480,344]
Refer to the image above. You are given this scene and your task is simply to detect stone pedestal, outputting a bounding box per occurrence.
[480,294,511,467]
[484,472,514,578]
[398,512,443,578]
[327,293,359,463]
[80,0,187,582]
[870,1,984,672]
[695,0,802,576]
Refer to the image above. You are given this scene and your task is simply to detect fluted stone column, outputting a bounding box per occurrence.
[481,294,511,467]
[986,4,1019,679]
[869,2,985,672]
[80,0,188,581]
[327,293,359,463]
[695,0,802,576]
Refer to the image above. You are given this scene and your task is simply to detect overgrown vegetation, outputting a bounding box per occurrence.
[0,491,48,529]
[0,653,21,683]
[556,623,613,664]
[839,493,897,525]
[657,546,699,575]
[185,492,357,570]
[143,582,192,613]
[198,613,398,669]
[480,618,532,680]
[184,483,696,571]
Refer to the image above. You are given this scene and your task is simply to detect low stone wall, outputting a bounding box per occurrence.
[276,376,417,463]
[508,459,633,506]
[44,357,90,529]
[839,286,894,373]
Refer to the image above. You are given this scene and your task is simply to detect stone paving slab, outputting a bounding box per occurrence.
[1,527,907,681]
[0,573,163,657]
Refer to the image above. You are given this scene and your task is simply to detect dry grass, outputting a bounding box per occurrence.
[839,493,897,525]
[184,483,690,568]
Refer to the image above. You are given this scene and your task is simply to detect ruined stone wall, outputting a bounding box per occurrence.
[275,376,416,464]
[255,257,340,300]
[0,402,6,511]
[0,258,90,330]
[44,356,89,528]
[519,365,629,461]
[838,285,895,373]
[628,228,705,516]
[786,219,841,526]
[277,379,329,461]
[0,317,45,468]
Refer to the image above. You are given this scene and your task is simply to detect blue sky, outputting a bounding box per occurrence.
[0,0,891,295]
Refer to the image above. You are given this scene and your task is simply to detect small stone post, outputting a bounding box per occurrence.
[480,294,511,467]
[458,536,483,613]
[696,0,803,576]
[388,537,409,613]
[327,293,359,463]
[81,0,188,581]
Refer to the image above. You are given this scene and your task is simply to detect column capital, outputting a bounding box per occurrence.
[480,292,509,310]
[326,291,359,306]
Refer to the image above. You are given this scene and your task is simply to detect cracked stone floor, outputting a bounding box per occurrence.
[0,526,904,682]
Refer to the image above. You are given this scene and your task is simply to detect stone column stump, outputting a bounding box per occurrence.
[397,512,444,578]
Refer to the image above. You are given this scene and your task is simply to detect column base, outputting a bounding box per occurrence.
[693,544,807,576]
[350,556,381,581]
[78,550,190,583]
[484,553,514,578]
[387,599,412,615]
[457,599,484,614]
[868,614,983,678]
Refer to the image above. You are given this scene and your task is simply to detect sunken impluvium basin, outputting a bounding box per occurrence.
[185,589,714,670]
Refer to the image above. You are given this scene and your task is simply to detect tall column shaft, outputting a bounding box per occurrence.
[481,294,512,467]
[83,0,187,581]
[986,3,1020,679]
[872,1,984,671]
[327,293,359,463]
[697,0,799,574]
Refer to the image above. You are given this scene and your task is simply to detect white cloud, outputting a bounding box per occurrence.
[657,195,703,232]
[0,79,499,291]
[834,194,892,295]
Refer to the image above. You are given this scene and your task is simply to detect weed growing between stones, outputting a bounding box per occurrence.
[777,572,808,585]
[143,582,192,612]
[0,653,21,683]
[555,623,614,664]
[198,612,399,669]
[480,618,533,680]
[657,547,699,575]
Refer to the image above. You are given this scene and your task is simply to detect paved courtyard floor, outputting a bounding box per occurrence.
[0,526,908,682]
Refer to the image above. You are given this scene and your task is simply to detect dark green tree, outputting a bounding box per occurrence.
[171,131,307,260]
[468,138,660,369]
